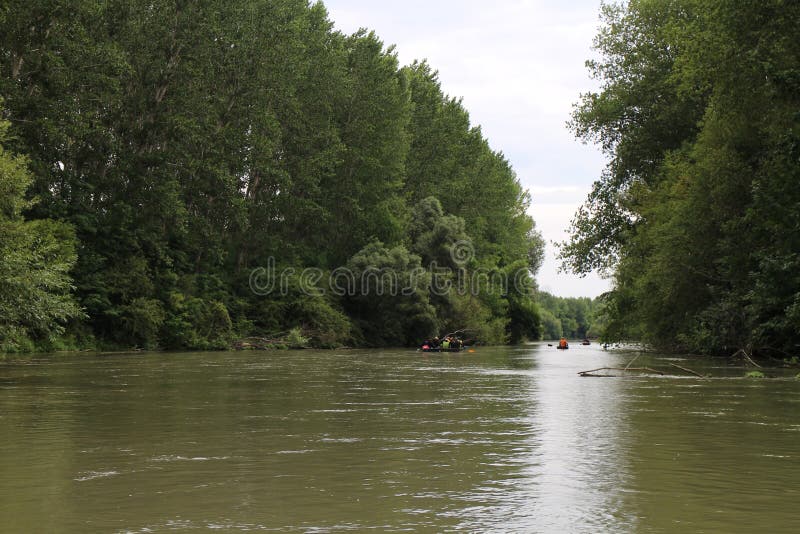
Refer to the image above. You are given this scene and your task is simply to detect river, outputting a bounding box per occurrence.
[1,344,799,532]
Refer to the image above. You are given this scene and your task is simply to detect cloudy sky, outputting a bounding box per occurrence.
[322,0,610,298]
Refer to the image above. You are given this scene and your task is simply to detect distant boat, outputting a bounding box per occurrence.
[581,339,590,345]
[556,338,569,350]
[421,346,464,353]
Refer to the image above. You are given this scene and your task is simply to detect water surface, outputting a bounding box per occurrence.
[1,344,799,532]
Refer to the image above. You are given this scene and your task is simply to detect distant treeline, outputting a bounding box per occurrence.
[0,0,545,352]
[537,292,602,340]
[562,1,800,357]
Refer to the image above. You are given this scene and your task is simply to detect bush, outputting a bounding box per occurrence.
[290,296,352,348]
[285,327,310,349]
[120,298,165,349]
[163,293,233,350]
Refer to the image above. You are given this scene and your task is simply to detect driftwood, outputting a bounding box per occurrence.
[579,361,708,378]
[578,367,664,377]
[624,354,640,370]
[732,348,762,368]
[668,362,705,378]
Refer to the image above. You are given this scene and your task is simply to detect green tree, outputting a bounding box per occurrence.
[343,241,437,346]
[0,110,82,351]
[564,0,800,355]
[319,30,412,265]
[0,0,548,350]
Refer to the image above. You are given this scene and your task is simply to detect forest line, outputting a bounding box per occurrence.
[0,0,546,351]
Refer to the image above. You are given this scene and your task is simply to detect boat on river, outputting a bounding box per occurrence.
[556,337,569,350]
[421,346,464,353]
[420,331,469,353]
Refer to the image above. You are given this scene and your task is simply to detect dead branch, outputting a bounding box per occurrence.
[667,362,705,378]
[732,348,762,368]
[578,367,664,376]
[624,354,640,370]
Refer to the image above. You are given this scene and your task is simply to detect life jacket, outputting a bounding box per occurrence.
[559,338,567,348]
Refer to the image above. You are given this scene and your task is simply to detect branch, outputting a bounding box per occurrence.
[578,367,664,376]
[732,348,761,368]
[668,362,705,378]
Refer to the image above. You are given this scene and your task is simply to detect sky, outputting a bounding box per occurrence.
[321,0,611,298]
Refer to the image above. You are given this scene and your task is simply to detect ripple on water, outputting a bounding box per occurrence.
[74,470,120,482]
[5,347,800,534]
[149,455,230,462]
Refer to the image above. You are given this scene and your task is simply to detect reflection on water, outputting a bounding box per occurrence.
[1,345,799,532]
[525,350,634,532]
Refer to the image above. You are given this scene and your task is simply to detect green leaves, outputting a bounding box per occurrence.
[0,1,544,349]
[567,0,800,355]
[343,241,437,347]
[0,110,82,350]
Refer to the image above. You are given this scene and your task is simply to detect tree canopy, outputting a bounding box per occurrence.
[563,0,800,356]
[0,0,544,351]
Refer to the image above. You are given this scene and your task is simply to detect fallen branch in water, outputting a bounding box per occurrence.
[624,354,640,370]
[578,367,664,377]
[667,362,705,378]
[732,348,762,368]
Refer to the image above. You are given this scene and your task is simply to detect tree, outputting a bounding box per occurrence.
[343,241,437,346]
[319,30,412,265]
[0,108,82,351]
[564,0,800,355]
[0,1,548,350]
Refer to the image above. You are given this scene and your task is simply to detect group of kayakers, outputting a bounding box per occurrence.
[421,336,463,350]
[548,337,592,349]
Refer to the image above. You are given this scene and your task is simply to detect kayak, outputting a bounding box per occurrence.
[421,347,463,352]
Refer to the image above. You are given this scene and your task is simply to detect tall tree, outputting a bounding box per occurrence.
[0,107,82,351]
[565,0,800,355]
[0,0,547,350]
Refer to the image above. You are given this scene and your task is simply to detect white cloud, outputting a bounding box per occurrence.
[531,201,611,298]
[530,185,584,196]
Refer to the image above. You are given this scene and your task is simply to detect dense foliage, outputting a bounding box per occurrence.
[0,0,543,351]
[0,106,83,352]
[562,0,800,356]
[537,292,601,340]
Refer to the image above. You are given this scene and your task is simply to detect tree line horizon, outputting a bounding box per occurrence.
[3,1,794,358]
[1,0,551,351]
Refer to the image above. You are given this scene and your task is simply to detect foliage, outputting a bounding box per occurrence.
[343,241,438,347]
[163,294,233,350]
[563,0,800,356]
[537,291,599,340]
[0,105,83,351]
[0,1,544,351]
[284,327,310,349]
